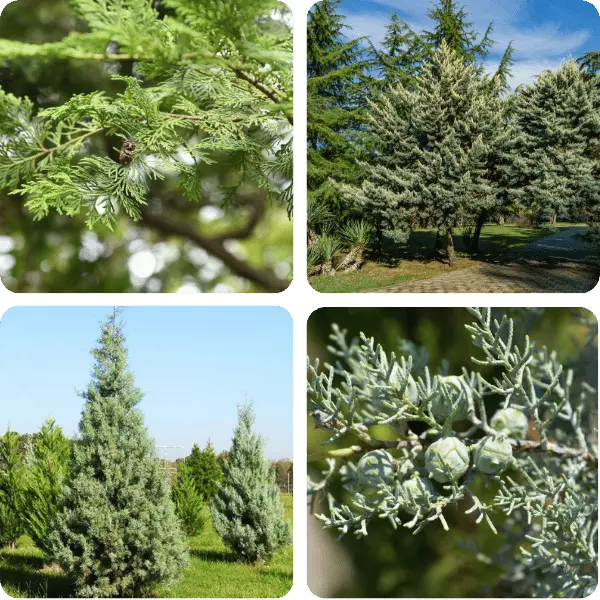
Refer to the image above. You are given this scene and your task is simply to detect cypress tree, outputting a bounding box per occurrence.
[503,61,600,224]
[0,428,26,548]
[48,310,188,598]
[211,404,291,564]
[344,41,503,265]
[23,418,72,552]
[307,0,372,220]
[172,463,205,537]
[184,441,222,501]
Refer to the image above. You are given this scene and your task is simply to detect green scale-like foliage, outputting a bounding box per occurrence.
[211,404,291,564]
[502,60,600,223]
[0,428,27,547]
[343,41,504,255]
[184,441,222,501]
[47,310,188,597]
[0,0,292,229]
[23,418,72,552]
[172,463,205,537]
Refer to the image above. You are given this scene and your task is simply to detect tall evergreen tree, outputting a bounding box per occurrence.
[502,60,600,224]
[211,404,291,564]
[344,42,503,265]
[48,310,188,598]
[172,463,205,537]
[23,419,72,552]
[423,0,495,64]
[184,441,222,501]
[375,13,426,88]
[0,428,26,548]
[307,0,372,219]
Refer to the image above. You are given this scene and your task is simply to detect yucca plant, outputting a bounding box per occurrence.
[337,220,373,272]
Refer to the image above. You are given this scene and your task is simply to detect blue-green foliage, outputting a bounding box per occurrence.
[211,404,291,563]
[48,310,188,597]
[308,308,598,597]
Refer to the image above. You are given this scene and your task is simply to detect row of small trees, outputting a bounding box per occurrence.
[307,0,600,268]
[0,311,291,597]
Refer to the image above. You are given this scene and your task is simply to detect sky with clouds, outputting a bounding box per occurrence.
[332,0,600,87]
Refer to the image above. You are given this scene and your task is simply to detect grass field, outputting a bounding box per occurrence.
[0,494,293,598]
[310,224,571,293]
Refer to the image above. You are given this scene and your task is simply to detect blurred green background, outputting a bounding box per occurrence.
[0,0,292,293]
[307,307,597,598]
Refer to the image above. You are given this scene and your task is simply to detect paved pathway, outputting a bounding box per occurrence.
[365,227,599,293]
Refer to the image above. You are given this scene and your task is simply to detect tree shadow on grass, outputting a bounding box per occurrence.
[0,563,73,598]
[188,548,237,563]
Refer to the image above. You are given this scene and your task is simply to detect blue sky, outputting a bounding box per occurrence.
[333,0,600,87]
[0,307,292,460]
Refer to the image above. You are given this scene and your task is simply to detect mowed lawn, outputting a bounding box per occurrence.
[0,494,293,598]
[310,224,572,293]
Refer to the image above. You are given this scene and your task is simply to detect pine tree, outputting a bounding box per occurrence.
[172,463,205,537]
[307,0,372,220]
[211,403,291,564]
[503,60,600,224]
[578,50,600,76]
[344,41,503,265]
[0,428,27,548]
[47,310,188,597]
[23,418,72,552]
[184,441,222,501]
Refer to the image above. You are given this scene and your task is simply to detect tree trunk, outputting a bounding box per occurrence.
[434,228,445,262]
[308,229,319,247]
[446,229,457,267]
[470,211,487,255]
[376,225,383,261]
[497,214,505,226]
[550,213,557,225]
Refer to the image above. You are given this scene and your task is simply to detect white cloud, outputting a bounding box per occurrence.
[485,58,565,88]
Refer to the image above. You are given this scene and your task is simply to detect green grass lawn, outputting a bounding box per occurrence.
[0,494,293,598]
[310,224,575,293]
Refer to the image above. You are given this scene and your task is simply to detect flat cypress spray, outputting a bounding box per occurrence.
[48,310,188,597]
[211,403,291,563]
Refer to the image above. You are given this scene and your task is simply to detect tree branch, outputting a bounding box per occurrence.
[317,433,599,467]
[140,203,287,292]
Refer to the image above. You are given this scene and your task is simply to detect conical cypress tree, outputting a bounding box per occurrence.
[172,463,205,537]
[23,418,72,552]
[48,310,188,598]
[344,41,503,265]
[503,60,600,224]
[211,404,291,564]
[0,427,26,548]
[185,441,222,501]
